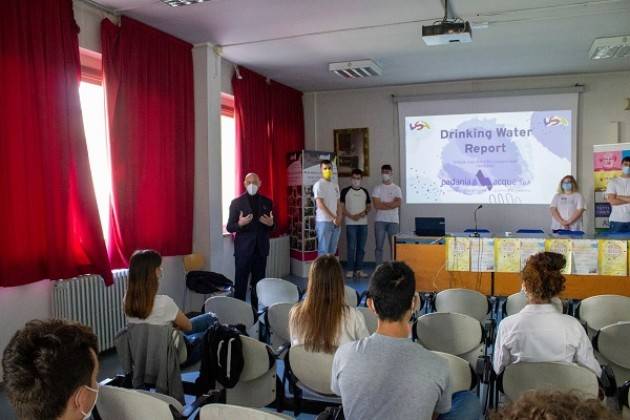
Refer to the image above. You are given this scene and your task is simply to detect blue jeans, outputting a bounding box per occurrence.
[346,225,368,272]
[437,391,482,420]
[609,221,630,233]
[374,222,399,265]
[183,312,217,365]
[316,221,341,256]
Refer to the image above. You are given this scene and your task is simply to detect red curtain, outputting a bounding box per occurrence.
[0,0,112,287]
[233,68,304,235]
[102,17,194,268]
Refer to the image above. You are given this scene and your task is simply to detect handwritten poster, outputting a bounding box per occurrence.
[495,238,521,273]
[519,238,546,270]
[598,240,628,276]
[470,238,496,272]
[545,239,572,274]
[446,237,471,271]
[571,239,599,275]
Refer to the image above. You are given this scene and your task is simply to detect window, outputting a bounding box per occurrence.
[221,93,236,228]
[78,48,111,241]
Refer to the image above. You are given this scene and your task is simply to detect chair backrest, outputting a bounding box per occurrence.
[200,404,292,420]
[501,362,599,401]
[432,351,476,394]
[240,335,274,382]
[204,296,254,328]
[266,302,293,345]
[504,293,564,317]
[357,306,378,334]
[256,278,299,309]
[577,295,630,331]
[595,321,630,370]
[415,312,483,356]
[183,253,205,272]
[96,385,183,420]
[344,285,359,307]
[288,345,336,395]
[434,288,490,322]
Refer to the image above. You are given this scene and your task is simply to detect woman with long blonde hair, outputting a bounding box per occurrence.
[289,255,369,353]
[124,249,216,365]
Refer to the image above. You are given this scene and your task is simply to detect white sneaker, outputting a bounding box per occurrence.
[356,270,369,278]
[345,271,355,279]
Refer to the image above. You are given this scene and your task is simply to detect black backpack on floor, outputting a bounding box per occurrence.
[186,271,233,294]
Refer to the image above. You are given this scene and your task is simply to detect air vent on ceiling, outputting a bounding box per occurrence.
[329,60,383,79]
[589,35,630,60]
[161,0,209,7]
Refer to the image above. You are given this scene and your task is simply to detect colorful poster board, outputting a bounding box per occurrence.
[446,237,471,271]
[495,238,521,273]
[545,239,572,274]
[598,240,628,276]
[470,238,496,272]
[571,239,599,275]
[519,238,546,270]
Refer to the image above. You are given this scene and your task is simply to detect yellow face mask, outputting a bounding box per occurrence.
[322,168,333,180]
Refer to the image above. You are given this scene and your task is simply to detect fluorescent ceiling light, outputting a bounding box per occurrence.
[161,0,208,7]
[589,36,630,60]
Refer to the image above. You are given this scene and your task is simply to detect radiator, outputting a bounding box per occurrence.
[52,270,128,352]
[265,235,290,278]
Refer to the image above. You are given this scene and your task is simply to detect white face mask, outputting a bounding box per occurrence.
[382,174,391,182]
[246,183,259,196]
[78,385,99,420]
[351,179,361,188]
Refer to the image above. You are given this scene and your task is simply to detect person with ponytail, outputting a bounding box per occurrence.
[124,249,216,365]
[493,252,601,376]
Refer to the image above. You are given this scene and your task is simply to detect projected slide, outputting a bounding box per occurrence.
[405,110,572,204]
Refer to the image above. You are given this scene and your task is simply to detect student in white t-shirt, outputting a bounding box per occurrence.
[289,255,369,353]
[313,159,342,255]
[550,175,585,232]
[372,164,403,265]
[341,168,371,279]
[124,249,216,366]
[606,156,630,233]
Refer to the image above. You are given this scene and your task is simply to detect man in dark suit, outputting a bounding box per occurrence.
[226,173,274,312]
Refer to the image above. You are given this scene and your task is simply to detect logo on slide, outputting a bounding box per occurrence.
[409,120,431,131]
[543,116,569,127]
[476,170,493,191]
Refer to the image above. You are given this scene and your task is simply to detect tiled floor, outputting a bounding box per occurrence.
[0,269,371,420]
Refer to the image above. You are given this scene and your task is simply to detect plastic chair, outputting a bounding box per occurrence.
[619,380,630,419]
[593,321,630,386]
[344,285,360,307]
[503,293,565,317]
[95,385,188,420]
[357,306,378,334]
[199,404,292,420]
[432,351,478,394]
[222,335,277,409]
[204,296,255,330]
[265,302,294,352]
[515,229,545,234]
[183,253,233,311]
[498,362,599,402]
[414,312,486,367]
[256,278,299,309]
[434,288,491,322]
[576,295,630,336]
[286,345,340,416]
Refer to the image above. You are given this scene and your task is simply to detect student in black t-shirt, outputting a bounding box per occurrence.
[340,169,371,279]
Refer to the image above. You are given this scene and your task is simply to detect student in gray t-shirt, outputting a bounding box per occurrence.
[331,262,481,420]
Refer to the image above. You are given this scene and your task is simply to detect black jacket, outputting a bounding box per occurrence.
[226,193,274,257]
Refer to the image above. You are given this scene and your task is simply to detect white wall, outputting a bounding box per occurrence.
[304,71,630,262]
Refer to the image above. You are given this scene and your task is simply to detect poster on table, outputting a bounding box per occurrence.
[288,150,337,276]
[446,237,471,271]
[494,238,521,273]
[519,238,546,270]
[545,238,572,274]
[598,239,628,276]
[470,237,495,272]
[593,143,630,230]
[570,239,599,275]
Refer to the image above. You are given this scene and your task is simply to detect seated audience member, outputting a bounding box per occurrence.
[332,262,481,420]
[124,249,215,365]
[491,390,619,420]
[493,252,601,376]
[289,254,369,353]
[2,319,99,420]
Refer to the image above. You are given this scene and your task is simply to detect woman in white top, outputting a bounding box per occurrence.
[493,252,601,377]
[289,255,369,353]
[124,249,216,365]
[550,175,585,232]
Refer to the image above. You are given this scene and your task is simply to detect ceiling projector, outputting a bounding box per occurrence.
[422,21,472,46]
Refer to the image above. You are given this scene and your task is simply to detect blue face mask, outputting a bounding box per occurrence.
[561,182,573,192]
[623,166,630,176]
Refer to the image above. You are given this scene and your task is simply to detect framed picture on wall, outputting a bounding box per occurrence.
[334,127,369,177]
